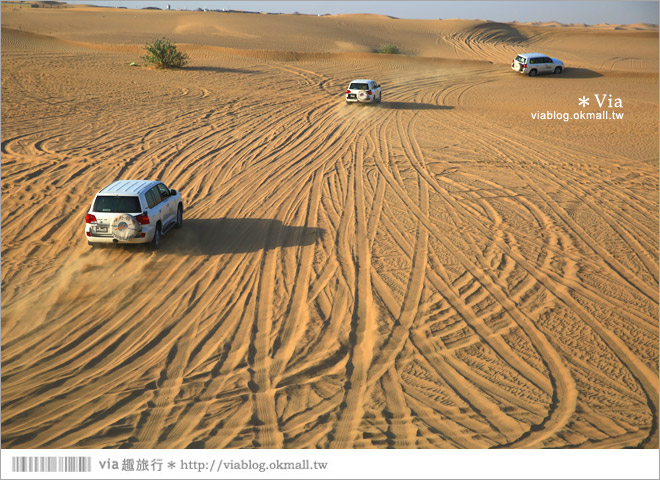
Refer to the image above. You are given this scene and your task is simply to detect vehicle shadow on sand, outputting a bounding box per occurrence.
[543,68,603,79]
[161,218,325,255]
[377,102,454,110]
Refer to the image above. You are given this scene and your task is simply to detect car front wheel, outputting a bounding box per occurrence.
[175,204,183,229]
[554,66,562,74]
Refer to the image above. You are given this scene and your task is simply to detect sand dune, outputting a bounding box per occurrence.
[1,5,658,449]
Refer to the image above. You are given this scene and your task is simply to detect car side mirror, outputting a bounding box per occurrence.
[170,189,177,195]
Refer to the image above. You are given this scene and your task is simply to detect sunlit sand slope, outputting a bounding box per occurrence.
[1,7,658,449]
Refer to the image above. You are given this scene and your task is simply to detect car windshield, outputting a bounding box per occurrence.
[349,83,369,90]
[93,195,141,213]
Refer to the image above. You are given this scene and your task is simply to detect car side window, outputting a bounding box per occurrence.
[146,187,161,209]
[145,189,156,209]
[544,57,552,63]
[152,186,163,204]
[530,58,538,64]
[157,184,170,199]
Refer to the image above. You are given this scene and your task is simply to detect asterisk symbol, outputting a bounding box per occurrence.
[578,96,589,107]
[168,461,176,469]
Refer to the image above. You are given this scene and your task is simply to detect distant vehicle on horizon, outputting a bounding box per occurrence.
[84,179,183,250]
[345,79,382,104]
[512,53,564,76]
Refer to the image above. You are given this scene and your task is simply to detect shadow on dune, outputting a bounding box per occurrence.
[161,218,325,255]
[472,22,529,44]
[184,66,253,74]
[378,102,454,111]
[547,68,604,79]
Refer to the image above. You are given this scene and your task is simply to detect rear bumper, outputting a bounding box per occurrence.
[86,235,150,245]
[346,96,374,103]
[85,225,154,244]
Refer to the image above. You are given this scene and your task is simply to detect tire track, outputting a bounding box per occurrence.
[329,138,377,448]
[3,31,656,449]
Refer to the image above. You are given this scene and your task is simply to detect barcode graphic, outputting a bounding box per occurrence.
[11,456,92,473]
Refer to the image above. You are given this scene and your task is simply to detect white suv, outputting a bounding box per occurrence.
[512,53,564,76]
[84,180,183,249]
[345,79,382,104]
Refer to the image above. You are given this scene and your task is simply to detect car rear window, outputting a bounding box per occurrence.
[93,195,141,213]
[515,55,526,63]
[349,83,369,90]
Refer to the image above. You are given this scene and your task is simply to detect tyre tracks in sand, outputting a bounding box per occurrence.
[2,45,657,448]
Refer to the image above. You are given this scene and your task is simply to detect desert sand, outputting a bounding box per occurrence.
[1,4,658,449]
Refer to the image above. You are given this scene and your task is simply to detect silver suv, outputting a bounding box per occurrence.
[84,180,183,249]
[512,53,564,76]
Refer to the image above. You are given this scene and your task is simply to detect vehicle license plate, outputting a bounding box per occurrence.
[96,225,108,233]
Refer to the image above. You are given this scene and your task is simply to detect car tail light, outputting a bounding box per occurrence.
[85,213,97,223]
[136,213,150,225]
[86,231,91,237]
[346,90,350,94]
[522,64,527,68]
[367,90,372,95]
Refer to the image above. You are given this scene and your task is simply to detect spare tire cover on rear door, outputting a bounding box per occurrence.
[357,90,369,101]
[111,214,139,241]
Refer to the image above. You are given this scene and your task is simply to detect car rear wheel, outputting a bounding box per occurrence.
[554,66,562,74]
[528,69,537,77]
[151,224,161,250]
[175,204,183,229]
